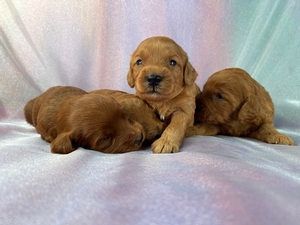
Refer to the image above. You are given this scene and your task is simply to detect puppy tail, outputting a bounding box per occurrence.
[24,98,36,125]
[51,132,77,154]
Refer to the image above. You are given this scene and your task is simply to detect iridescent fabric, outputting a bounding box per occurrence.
[1,1,299,224]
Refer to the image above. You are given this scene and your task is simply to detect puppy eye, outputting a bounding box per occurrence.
[103,135,110,140]
[216,93,225,100]
[136,59,142,66]
[169,60,177,66]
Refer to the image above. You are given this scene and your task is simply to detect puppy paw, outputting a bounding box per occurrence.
[267,133,294,146]
[151,138,179,153]
[51,133,76,154]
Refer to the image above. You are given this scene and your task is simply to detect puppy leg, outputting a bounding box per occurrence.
[151,112,190,153]
[40,134,54,143]
[186,123,220,137]
[151,132,180,153]
[51,132,77,154]
[249,123,294,146]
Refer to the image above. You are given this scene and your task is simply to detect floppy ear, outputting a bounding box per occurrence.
[238,95,261,125]
[183,60,198,86]
[50,132,77,154]
[127,59,135,88]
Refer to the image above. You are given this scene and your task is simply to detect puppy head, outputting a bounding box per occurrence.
[119,97,166,145]
[127,36,198,102]
[195,68,274,125]
[51,95,145,154]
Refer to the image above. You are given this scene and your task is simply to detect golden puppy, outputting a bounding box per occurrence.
[24,86,145,154]
[90,89,166,145]
[127,36,200,153]
[186,68,294,145]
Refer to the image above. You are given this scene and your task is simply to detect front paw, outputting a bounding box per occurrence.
[267,133,294,146]
[151,138,180,153]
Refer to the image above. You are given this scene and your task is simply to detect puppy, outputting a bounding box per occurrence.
[24,86,145,154]
[186,68,294,145]
[90,89,166,145]
[127,36,200,153]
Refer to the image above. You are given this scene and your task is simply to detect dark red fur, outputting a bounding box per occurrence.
[90,89,166,145]
[186,68,294,145]
[24,86,145,153]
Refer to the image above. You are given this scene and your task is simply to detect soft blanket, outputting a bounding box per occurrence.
[1,1,299,225]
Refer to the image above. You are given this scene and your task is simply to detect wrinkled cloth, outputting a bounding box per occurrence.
[0,1,300,225]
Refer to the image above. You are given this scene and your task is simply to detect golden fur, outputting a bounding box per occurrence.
[186,68,294,145]
[24,86,145,154]
[89,89,165,144]
[127,36,200,153]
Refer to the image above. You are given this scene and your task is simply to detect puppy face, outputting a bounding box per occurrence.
[51,94,145,154]
[127,36,197,102]
[89,89,166,145]
[195,68,274,125]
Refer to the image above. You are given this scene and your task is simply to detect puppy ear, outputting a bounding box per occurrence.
[51,132,77,154]
[238,96,261,125]
[127,60,135,88]
[184,61,198,86]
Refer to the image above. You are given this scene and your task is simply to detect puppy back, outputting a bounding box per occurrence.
[24,98,36,125]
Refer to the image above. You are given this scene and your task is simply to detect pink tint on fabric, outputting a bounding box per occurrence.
[0,1,300,225]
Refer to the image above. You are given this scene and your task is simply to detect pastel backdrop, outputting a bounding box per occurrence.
[1,1,300,225]
[1,1,299,122]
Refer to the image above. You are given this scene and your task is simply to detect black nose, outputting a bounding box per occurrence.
[147,74,162,87]
[134,133,143,145]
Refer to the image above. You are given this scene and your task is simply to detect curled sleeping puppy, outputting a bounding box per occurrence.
[186,68,294,145]
[89,89,166,145]
[24,86,145,154]
[127,36,200,153]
